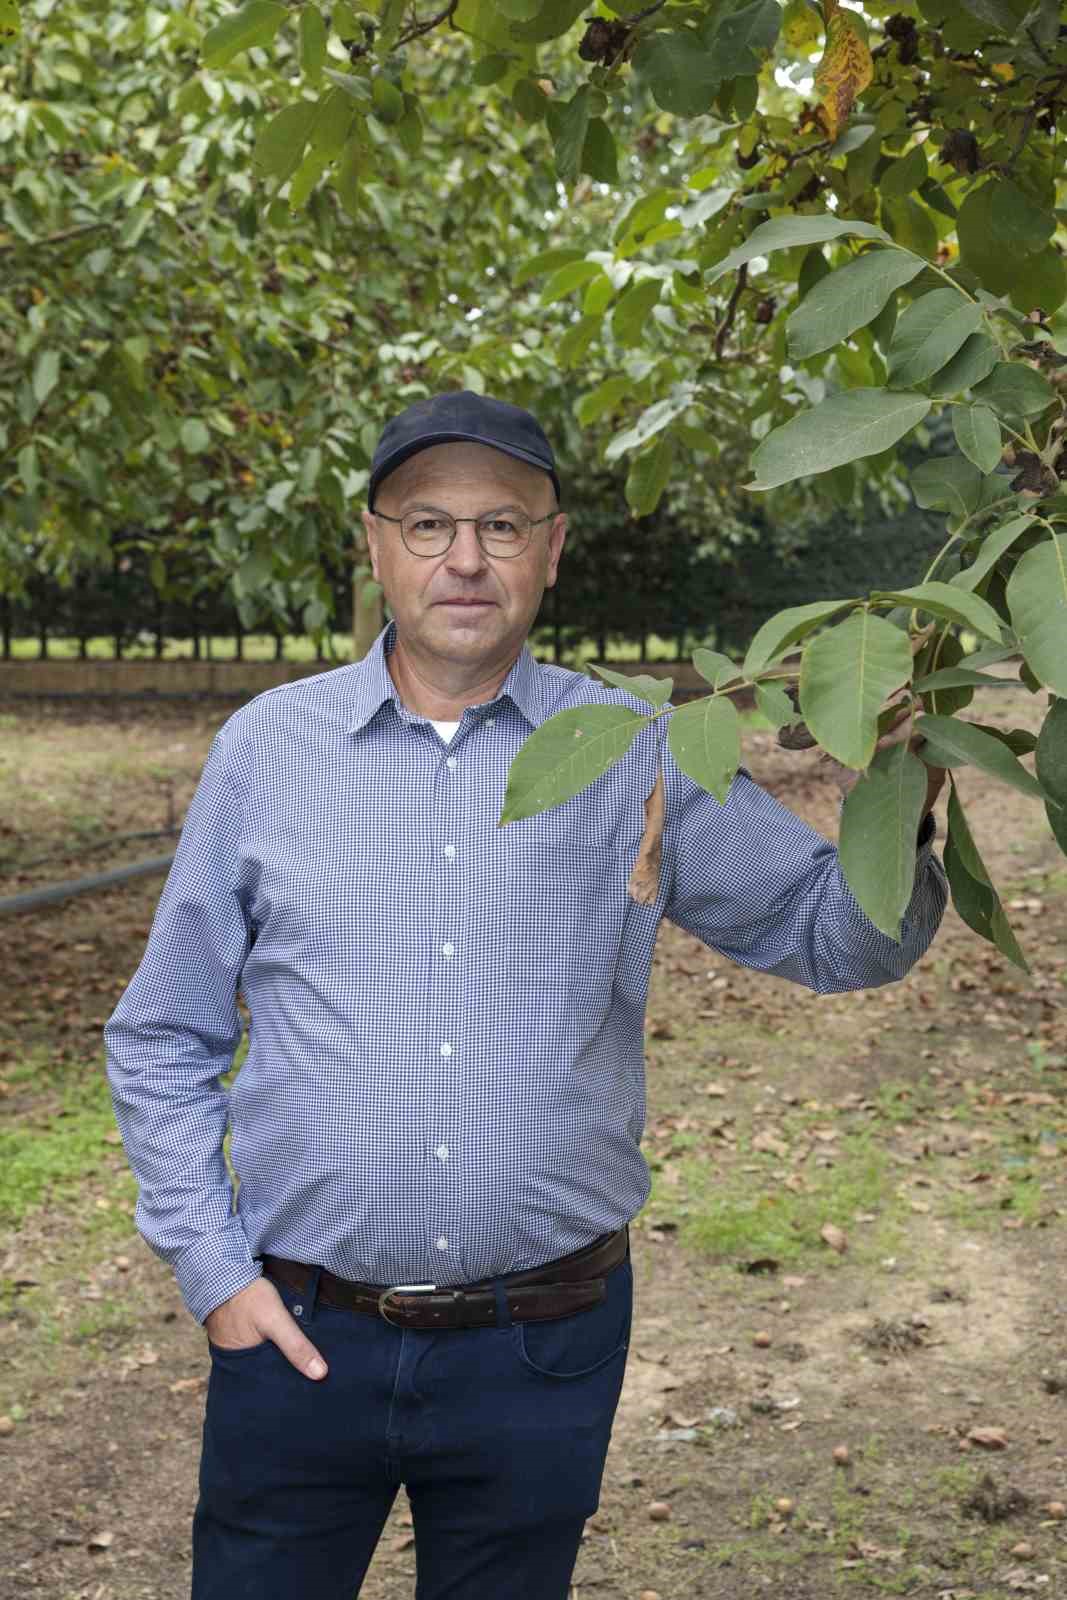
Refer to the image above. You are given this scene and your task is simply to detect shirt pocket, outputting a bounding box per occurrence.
[503,836,634,995]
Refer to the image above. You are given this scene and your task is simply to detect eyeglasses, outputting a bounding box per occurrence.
[371,505,558,559]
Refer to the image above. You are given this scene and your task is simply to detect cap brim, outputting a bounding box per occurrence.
[369,432,560,508]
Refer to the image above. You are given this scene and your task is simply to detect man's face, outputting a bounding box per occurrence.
[363,442,566,674]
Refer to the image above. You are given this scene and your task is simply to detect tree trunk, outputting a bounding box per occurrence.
[1,597,12,660]
[274,630,284,661]
[234,618,244,661]
[154,598,165,659]
[639,633,648,662]
[191,630,201,661]
[38,621,48,659]
[596,629,607,661]
[78,634,89,660]
[205,631,213,661]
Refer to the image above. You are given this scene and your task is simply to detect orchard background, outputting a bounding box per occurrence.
[1,2,1067,1593]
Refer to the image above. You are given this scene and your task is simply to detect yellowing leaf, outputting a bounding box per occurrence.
[813,4,872,139]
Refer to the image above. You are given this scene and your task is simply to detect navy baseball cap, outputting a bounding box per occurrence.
[368,391,561,510]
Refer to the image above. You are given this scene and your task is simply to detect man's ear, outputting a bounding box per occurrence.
[544,512,567,590]
[362,508,381,581]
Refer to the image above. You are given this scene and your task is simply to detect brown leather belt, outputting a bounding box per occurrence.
[261,1226,628,1331]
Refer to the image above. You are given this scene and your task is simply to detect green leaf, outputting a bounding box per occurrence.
[878,142,928,199]
[299,4,327,83]
[17,443,38,495]
[180,418,211,453]
[952,514,1035,592]
[591,664,673,708]
[581,119,618,184]
[881,196,938,262]
[748,388,931,490]
[799,610,914,769]
[633,31,721,117]
[786,249,925,361]
[944,781,1029,970]
[957,179,1055,296]
[547,85,591,181]
[540,259,602,305]
[755,680,798,728]
[886,289,984,389]
[557,314,601,370]
[839,743,929,938]
[711,0,781,78]
[575,376,631,427]
[693,647,742,689]
[512,77,549,121]
[471,52,510,86]
[1006,534,1067,696]
[743,598,860,677]
[0,0,21,42]
[202,0,287,68]
[309,88,356,156]
[508,0,590,41]
[952,405,1002,475]
[926,332,999,398]
[667,695,741,804]
[1035,697,1067,811]
[913,666,1006,691]
[872,581,1003,641]
[625,435,674,516]
[500,703,649,823]
[32,349,59,407]
[611,278,662,347]
[707,215,890,289]
[909,454,981,520]
[323,66,372,103]
[288,145,331,210]
[970,363,1055,422]
[371,74,405,124]
[515,247,584,286]
[916,715,1045,799]
[604,388,696,463]
[254,101,320,182]
[1009,244,1067,318]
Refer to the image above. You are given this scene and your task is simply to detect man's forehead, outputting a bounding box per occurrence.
[382,442,549,503]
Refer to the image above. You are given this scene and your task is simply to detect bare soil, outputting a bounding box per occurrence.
[0,680,1065,1600]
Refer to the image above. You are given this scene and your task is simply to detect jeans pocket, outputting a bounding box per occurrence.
[512,1258,632,1380]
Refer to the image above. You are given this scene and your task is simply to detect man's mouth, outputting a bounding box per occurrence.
[436,599,495,606]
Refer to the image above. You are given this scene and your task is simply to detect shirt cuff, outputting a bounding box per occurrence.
[916,811,936,850]
[173,1217,263,1324]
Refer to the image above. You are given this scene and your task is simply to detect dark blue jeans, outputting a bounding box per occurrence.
[192,1247,632,1599]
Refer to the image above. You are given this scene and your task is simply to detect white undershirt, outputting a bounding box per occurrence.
[430,720,461,743]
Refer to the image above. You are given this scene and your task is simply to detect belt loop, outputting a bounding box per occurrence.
[491,1276,513,1331]
[303,1264,323,1326]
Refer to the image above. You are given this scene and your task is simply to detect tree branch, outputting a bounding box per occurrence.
[0,219,111,257]
[715,263,747,361]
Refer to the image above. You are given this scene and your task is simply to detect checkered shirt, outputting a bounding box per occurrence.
[104,622,947,1322]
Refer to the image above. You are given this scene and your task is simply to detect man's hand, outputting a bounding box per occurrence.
[821,716,947,831]
[204,1278,328,1379]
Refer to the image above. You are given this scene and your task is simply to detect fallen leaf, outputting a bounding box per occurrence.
[821,1222,848,1253]
[88,1531,114,1551]
[968,1427,1009,1450]
[628,766,665,906]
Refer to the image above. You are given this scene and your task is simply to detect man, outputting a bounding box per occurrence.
[105,390,947,1600]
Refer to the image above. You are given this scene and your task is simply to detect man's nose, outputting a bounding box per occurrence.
[445,520,488,575]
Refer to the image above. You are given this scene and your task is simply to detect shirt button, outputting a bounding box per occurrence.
[485,716,496,727]
[441,942,455,958]
[435,1144,449,1162]
[445,756,458,771]
[443,844,456,860]
[436,1236,449,1250]
[439,1042,453,1058]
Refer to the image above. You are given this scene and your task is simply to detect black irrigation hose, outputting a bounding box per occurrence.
[0,853,175,917]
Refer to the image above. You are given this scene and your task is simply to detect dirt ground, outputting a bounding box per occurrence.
[0,678,1065,1600]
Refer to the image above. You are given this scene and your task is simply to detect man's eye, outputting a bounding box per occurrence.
[482,519,519,535]
[411,517,447,533]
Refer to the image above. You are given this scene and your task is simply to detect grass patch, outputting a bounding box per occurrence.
[0,1050,136,1228]
[671,1130,900,1264]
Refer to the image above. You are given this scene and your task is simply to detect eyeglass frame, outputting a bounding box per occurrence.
[369,504,561,560]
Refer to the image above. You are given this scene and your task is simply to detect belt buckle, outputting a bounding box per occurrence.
[378,1282,437,1328]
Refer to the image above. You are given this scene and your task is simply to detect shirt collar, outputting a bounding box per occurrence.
[346,620,547,735]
